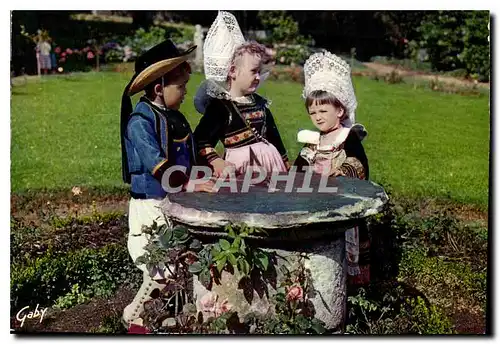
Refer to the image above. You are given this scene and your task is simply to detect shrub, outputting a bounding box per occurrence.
[11,243,141,311]
[257,11,311,46]
[257,11,313,66]
[346,286,455,334]
[415,11,490,81]
[460,11,490,82]
[124,26,194,58]
[384,70,404,84]
[275,45,312,66]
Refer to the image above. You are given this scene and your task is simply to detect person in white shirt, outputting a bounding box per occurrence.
[36,39,52,74]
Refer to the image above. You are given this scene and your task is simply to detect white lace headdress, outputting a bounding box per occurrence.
[203,11,245,82]
[302,51,357,127]
[194,11,270,114]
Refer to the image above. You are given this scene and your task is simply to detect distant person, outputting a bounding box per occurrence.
[36,38,52,75]
[48,38,57,74]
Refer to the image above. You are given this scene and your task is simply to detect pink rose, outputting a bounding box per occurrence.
[216,299,232,316]
[54,47,61,54]
[200,292,218,312]
[59,57,66,63]
[286,285,303,302]
[199,292,232,317]
[66,48,73,55]
[61,52,66,57]
[87,51,95,59]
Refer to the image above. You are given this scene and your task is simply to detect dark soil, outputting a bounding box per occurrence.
[11,285,135,334]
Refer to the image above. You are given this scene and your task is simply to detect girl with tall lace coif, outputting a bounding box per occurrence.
[193,11,290,178]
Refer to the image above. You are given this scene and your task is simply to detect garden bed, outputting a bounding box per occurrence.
[10,192,487,334]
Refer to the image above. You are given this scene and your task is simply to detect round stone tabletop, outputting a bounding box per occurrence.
[161,174,389,230]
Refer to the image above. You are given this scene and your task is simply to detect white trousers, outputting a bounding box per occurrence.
[127,198,167,277]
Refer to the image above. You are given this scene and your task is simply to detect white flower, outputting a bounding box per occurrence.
[71,186,82,196]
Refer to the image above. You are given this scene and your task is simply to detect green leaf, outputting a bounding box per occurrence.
[228,247,239,254]
[227,253,237,266]
[134,255,148,265]
[254,251,269,271]
[295,314,309,329]
[275,292,285,303]
[240,239,247,254]
[189,239,202,250]
[227,226,236,238]
[188,262,203,274]
[213,252,225,262]
[219,239,231,251]
[232,236,241,249]
[199,268,211,288]
[216,256,227,273]
[258,254,269,271]
[237,259,244,273]
[241,259,251,276]
[311,319,326,334]
[177,236,190,244]
[173,226,188,240]
[211,243,221,256]
[159,230,173,248]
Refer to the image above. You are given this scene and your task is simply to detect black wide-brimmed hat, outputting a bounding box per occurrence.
[120,40,196,183]
[127,40,196,95]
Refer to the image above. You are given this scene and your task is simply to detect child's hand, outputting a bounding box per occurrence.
[210,158,236,178]
[330,168,346,177]
[284,160,291,171]
[183,179,216,193]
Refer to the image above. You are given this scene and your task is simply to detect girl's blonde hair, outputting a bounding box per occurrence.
[230,41,271,66]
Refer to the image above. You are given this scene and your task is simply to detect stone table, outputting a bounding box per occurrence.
[160,174,388,332]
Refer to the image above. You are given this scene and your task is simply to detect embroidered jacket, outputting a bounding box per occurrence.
[293,125,369,180]
[122,97,196,199]
[193,94,288,165]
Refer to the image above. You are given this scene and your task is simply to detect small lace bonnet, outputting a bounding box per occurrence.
[302,51,357,127]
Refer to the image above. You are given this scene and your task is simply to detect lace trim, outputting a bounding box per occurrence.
[194,79,272,114]
[302,51,357,124]
[203,11,245,82]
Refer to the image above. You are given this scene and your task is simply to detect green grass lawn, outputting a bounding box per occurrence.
[10,71,490,208]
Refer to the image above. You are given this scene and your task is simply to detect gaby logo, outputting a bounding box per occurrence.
[16,304,48,327]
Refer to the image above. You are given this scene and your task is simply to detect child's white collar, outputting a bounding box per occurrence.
[194,72,271,114]
[297,126,351,150]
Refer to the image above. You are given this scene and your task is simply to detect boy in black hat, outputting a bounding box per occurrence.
[120,39,214,326]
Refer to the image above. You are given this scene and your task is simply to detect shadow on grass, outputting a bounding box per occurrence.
[11,90,30,96]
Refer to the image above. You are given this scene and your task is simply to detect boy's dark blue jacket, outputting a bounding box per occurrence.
[122,97,196,199]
